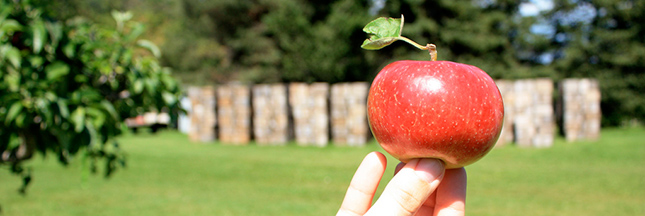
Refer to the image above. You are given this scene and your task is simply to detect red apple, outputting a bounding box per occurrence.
[367,60,504,169]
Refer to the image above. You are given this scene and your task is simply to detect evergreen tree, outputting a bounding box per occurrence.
[545,0,645,126]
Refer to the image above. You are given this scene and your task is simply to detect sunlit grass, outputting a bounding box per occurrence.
[1,127,644,216]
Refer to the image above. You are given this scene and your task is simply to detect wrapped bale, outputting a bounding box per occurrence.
[330,82,370,146]
[217,84,251,145]
[252,84,290,145]
[559,79,601,142]
[512,79,555,148]
[187,86,217,142]
[289,83,330,147]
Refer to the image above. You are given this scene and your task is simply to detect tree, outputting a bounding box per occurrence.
[161,0,378,84]
[0,0,183,193]
[544,0,645,126]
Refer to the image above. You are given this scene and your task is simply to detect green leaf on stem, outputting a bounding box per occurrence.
[360,15,437,60]
[361,15,404,50]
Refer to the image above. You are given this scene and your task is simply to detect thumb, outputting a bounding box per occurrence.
[365,158,445,216]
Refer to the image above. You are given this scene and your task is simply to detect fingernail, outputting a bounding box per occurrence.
[414,159,445,183]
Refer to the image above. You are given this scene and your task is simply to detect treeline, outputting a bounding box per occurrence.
[31,0,645,126]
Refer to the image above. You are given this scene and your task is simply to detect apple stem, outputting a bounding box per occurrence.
[427,44,437,61]
[398,37,437,61]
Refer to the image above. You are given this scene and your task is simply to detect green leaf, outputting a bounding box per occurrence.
[71,107,86,132]
[46,22,63,49]
[101,100,119,120]
[86,106,106,128]
[32,20,46,53]
[111,11,132,32]
[63,43,75,58]
[137,39,161,58]
[133,79,144,94]
[85,120,98,147]
[45,61,70,80]
[162,91,176,105]
[361,15,404,50]
[6,134,21,150]
[160,72,177,91]
[0,19,22,36]
[111,11,133,23]
[5,102,23,125]
[126,23,145,42]
[3,46,21,68]
[57,100,70,119]
[14,113,27,128]
[4,68,20,92]
[29,56,44,68]
[36,98,53,125]
[145,79,158,95]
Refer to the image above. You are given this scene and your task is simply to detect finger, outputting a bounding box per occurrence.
[434,168,467,216]
[396,161,437,215]
[365,158,445,216]
[414,190,438,215]
[337,152,388,216]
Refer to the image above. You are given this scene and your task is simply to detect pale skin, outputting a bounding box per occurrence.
[337,152,467,216]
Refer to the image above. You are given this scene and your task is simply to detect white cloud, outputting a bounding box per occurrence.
[520,0,554,17]
[520,2,540,16]
[533,0,554,11]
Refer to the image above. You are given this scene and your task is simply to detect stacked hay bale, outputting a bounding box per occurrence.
[559,79,601,142]
[512,79,555,147]
[289,83,330,147]
[330,82,370,146]
[217,84,251,145]
[187,86,217,142]
[252,84,290,145]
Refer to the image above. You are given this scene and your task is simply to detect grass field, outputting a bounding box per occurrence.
[1,127,644,216]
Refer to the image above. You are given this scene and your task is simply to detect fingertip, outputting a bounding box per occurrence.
[365,158,445,215]
[365,152,387,169]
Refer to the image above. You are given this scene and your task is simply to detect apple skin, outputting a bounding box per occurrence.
[367,60,504,169]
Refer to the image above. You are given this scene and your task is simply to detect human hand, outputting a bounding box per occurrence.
[337,152,466,216]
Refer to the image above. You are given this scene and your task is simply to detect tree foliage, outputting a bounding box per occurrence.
[161,0,379,84]
[0,0,183,192]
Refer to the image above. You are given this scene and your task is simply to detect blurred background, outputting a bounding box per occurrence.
[28,0,645,126]
[1,0,644,215]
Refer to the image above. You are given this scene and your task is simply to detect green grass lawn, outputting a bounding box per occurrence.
[1,127,644,216]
